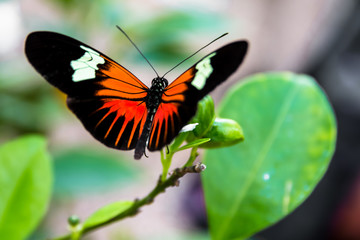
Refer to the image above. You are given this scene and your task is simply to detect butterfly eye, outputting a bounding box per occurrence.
[162,78,168,88]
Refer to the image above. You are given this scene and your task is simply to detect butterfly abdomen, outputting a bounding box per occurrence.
[134,110,155,159]
[134,77,168,159]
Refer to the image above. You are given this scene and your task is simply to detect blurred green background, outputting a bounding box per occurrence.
[0,0,359,239]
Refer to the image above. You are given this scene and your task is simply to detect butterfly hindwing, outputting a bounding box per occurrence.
[148,41,248,151]
[67,98,148,150]
[25,32,149,150]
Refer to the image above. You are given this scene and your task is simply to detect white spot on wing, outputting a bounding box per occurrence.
[191,52,216,90]
[70,45,105,82]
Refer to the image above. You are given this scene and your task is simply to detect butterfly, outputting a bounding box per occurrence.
[25,27,248,159]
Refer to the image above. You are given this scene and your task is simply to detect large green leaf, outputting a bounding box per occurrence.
[0,135,52,240]
[202,72,336,240]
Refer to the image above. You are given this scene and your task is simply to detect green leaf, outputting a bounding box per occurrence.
[176,138,211,152]
[53,148,137,196]
[192,95,216,137]
[202,72,337,240]
[83,200,133,229]
[0,135,52,240]
[170,131,189,152]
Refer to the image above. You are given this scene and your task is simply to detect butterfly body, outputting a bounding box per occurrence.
[134,77,169,159]
[25,31,248,159]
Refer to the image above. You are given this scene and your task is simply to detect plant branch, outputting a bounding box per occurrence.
[51,162,206,240]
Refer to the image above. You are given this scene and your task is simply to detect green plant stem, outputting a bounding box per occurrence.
[184,147,199,167]
[160,149,174,182]
[51,162,206,240]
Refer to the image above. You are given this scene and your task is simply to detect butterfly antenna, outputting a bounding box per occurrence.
[162,33,228,78]
[116,25,160,77]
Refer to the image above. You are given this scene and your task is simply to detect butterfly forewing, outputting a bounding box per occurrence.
[25,32,149,150]
[148,41,248,151]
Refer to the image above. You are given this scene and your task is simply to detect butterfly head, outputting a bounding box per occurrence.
[151,77,168,89]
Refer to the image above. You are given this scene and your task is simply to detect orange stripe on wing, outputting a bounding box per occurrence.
[111,101,146,147]
[94,101,123,129]
[162,92,185,102]
[162,68,195,103]
[105,111,121,139]
[149,103,181,150]
[127,105,147,148]
[115,117,128,147]
[100,55,148,89]
[92,100,147,147]
[155,116,163,149]
[166,67,195,91]
[97,78,148,99]
[96,88,147,100]
[149,119,158,149]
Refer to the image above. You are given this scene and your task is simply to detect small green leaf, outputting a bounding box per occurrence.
[176,138,211,152]
[83,201,133,229]
[170,132,189,152]
[0,135,52,240]
[187,96,216,144]
[200,118,244,148]
[202,72,337,240]
[192,95,216,137]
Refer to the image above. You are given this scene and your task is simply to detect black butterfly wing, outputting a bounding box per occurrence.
[148,41,248,151]
[25,32,149,150]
